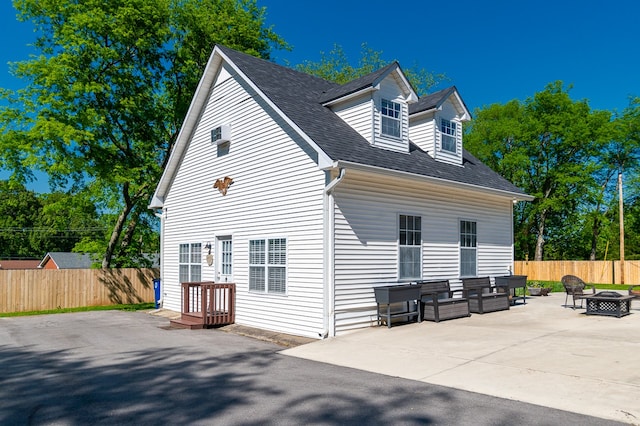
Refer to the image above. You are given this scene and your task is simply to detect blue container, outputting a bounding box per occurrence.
[153,279,161,309]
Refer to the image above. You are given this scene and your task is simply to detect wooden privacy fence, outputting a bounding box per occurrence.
[0,268,159,314]
[514,260,640,285]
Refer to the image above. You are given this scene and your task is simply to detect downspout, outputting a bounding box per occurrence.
[153,208,166,307]
[322,168,346,338]
[509,200,515,275]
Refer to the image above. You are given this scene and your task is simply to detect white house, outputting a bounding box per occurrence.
[149,45,532,339]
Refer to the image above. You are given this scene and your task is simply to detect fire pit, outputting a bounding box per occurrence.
[583,291,634,318]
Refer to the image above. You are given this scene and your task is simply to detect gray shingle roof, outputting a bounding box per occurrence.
[218,46,527,197]
[42,252,94,269]
[319,61,400,104]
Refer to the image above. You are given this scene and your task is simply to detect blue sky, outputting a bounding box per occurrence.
[1,0,640,188]
[260,0,640,113]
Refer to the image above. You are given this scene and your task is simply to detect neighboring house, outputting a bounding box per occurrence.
[39,252,94,269]
[0,260,41,270]
[38,252,159,269]
[149,45,533,339]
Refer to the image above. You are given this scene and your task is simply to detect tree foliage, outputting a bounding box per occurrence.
[0,181,103,258]
[465,82,616,260]
[0,0,287,267]
[296,43,446,96]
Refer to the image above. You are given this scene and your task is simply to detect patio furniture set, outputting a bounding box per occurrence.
[562,275,637,318]
[374,275,526,328]
[375,274,639,328]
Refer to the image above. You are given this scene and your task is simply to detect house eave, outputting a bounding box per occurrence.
[148,195,164,209]
[333,160,534,201]
[321,86,378,107]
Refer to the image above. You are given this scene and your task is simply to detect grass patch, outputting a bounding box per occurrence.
[525,281,631,293]
[0,302,155,318]
[511,280,631,296]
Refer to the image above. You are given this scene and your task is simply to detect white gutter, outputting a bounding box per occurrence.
[334,160,534,202]
[153,208,165,307]
[321,168,346,338]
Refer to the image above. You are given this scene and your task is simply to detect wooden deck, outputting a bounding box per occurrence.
[170,282,235,329]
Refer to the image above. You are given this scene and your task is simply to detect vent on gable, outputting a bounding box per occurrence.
[211,124,231,145]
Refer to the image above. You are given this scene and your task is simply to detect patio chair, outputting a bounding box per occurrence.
[561,275,596,309]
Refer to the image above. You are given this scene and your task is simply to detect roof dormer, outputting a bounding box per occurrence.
[409,86,471,165]
[322,63,418,153]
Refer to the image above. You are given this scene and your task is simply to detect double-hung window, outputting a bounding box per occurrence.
[249,238,287,294]
[399,215,421,280]
[460,221,477,277]
[179,243,201,283]
[440,118,457,153]
[381,99,401,138]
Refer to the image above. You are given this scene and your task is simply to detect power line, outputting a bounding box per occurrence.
[0,227,107,234]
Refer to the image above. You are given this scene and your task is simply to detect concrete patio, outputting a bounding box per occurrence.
[282,291,640,424]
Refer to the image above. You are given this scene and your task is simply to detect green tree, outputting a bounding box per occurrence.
[465,82,611,261]
[600,97,640,260]
[0,180,105,258]
[296,43,446,96]
[0,0,287,267]
[0,180,42,258]
[30,191,105,257]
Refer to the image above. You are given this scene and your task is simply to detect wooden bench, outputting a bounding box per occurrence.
[417,280,470,322]
[462,277,510,314]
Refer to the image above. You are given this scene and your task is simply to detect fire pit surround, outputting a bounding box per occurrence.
[583,291,634,318]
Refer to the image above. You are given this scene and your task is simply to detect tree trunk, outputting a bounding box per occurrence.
[102,200,134,269]
[589,216,601,261]
[102,183,133,268]
[534,210,548,261]
[113,210,141,267]
[102,182,149,268]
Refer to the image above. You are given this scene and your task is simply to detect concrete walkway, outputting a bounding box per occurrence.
[282,292,640,425]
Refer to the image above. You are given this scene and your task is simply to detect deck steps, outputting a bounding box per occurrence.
[170,316,205,329]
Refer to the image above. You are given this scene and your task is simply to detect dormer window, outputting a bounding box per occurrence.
[381,99,401,138]
[440,118,457,153]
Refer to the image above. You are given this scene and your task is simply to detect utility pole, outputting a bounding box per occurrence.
[618,172,625,285]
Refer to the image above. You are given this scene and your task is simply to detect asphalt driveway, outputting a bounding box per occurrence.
[0,310,623,425]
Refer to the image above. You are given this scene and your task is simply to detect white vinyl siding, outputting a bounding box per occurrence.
[332,169,514,334]
[161,62,326,338]
[408,113,436,156]
[331,94,374,142]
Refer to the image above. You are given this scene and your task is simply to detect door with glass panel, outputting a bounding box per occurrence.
[216,236,233,283]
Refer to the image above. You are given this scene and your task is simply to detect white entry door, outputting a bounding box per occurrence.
[217,236,233,283]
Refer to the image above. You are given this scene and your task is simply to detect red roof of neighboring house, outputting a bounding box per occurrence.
[0,260,41,270]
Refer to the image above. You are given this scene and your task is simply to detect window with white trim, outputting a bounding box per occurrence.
[249,238,287,294]
[460,220,477,277]
[440,118,457,153]
[179,243,201,283]
[381,99,401,138]
[399,215,421,280]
